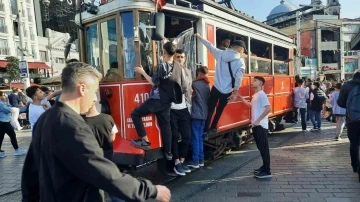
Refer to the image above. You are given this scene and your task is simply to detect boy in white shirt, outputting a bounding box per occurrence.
[25,86,62,131]
[239,76,272,178]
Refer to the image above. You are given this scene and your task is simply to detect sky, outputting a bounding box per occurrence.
[232,0,359,22]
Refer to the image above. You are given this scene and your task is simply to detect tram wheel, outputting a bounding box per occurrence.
[212,137,227,159]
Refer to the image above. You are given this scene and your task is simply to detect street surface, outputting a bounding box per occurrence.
[1,121,359,202]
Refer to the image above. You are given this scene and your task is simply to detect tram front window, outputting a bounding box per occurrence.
[139,12,153,76]
[274,45,289,75]
[101,19,119,79]
[86,24,100,71]
[121,12,136,79]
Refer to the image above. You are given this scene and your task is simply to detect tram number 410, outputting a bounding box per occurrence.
[134,93,149,104]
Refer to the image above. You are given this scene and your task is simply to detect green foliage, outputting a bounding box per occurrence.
[5,56,20,82]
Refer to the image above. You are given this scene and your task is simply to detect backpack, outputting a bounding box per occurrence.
[164,62,182,104]
[346,85,360,123]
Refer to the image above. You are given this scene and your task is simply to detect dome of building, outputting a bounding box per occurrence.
[267,0,296,20]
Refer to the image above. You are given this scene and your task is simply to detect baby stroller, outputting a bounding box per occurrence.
[18,106,31,129]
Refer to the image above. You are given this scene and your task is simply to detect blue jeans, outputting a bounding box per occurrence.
[309,110,322,129]
[299,108,307,130]
[191,119,205,163]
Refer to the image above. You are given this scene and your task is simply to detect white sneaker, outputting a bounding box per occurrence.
[0,151,7,158]
[16,127,23,131]
[14,148,27,156]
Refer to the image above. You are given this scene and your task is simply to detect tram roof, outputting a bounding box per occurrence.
[75,0,293,44]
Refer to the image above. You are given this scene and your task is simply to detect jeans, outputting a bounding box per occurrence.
[309,110,322,129]
[253,126,270,172]
[299,108,307,130]
[294,107,299,122]
[335,116,345,138]
[131,99,172,153]
[191,119,205,163]
[204,87,232,132]
[347,122,360,172]
[170,108,191,160]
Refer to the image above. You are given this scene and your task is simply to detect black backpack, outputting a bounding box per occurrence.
[346,84,360,123]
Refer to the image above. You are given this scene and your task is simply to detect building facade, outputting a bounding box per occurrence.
[266,0,360,80]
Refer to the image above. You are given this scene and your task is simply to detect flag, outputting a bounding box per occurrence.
[156,0,166,11]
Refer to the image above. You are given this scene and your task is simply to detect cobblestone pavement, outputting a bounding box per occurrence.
[1,122,359,202]
[172,122,360,202]
[0,129,31,197]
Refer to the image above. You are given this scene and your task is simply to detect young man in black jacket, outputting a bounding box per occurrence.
[337,69,360,181]
[21,62,171,202]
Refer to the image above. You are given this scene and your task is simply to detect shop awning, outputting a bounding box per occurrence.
[0,60,50,69]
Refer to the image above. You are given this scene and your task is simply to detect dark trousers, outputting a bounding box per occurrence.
[306,103,310,121]
[294,107,299,122]
[131,99,172,153]
[310,110,322,129]
[347,122,360,173]
[253,126,270,172]
[170,108,191,160]
[299,108,307,130]
[0,121,19,151]
[205,87,231,132]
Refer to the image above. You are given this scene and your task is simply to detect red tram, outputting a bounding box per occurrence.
[74,0,296,169]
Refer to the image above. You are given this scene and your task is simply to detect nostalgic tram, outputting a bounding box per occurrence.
[74,0,296,169]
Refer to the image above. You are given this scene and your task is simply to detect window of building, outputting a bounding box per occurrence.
[40,51,47,62]
[10,0,17,15]
[56,57,65,64]
[344,42,351,51]
[100,18,118,79]
[30,27,35,40]
[0,18,6,33]
[14,41,22,56]
[0,39,9,55]
[13,21,19,36]
[121,12,135,79]
[31,45,36,58]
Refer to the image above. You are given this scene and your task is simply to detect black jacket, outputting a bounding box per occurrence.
[21,102,157,202]
[337,76,360,109]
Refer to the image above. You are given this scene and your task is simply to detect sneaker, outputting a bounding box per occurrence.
[310,128,318,132]
[0,151,7,158]
[14,148,27,156]
[131,139,151,150]
[164,152,173,160]
[174,163,186,176]
[209,128,218,134]
[182,163,191,173]
[255,171,272,179]
[187,161,200,169]
[16,127,23,131]
[254,167,263,174]
[199,160,204,167]
[335,137,342,141]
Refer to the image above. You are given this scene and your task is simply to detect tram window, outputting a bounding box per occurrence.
[250,39,271,74]
[274,45,289,75]
[121,12,136,79]
[101,19,119,79]
[139,12,153,76]
[86,24,100,71]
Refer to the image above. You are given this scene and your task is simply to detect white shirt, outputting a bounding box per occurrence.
[27,97,51,108]
[171,94,187,110]
[29,103,46,131]
[251,90,270,129]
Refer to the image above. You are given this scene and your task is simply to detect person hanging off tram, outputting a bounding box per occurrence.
[194,33,246,136]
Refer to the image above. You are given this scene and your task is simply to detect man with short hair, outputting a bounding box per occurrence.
[170,49,193,176]
[309,82,327,131]
[338,69,360,180]
[21,62,171,202]
[239,76,272,178]
[195,33,245,135]
[131,41,182,161]
[293,79,309,132]
[218,35,231,50]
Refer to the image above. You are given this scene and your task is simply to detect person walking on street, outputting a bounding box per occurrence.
[330,83,346,141]
[195,33,245,135]
[337,69,360,182]
[239,76,272,178]
[293,79,309,132]
[8,88,22,130]
[0,91,27,158]
[21,62,171,202]
[309,82,327,131]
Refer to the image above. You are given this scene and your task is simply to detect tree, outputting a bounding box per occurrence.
[5,56,20,89]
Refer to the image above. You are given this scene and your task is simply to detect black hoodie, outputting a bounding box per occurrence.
[337,72,360,109]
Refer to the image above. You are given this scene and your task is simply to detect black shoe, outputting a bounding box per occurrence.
[353,167,359,173]
[165,152,173,160]
[209,128,218,134]
[131,139,150,150]
[182,163,191,173]
[254,167,263,174]
[174,163,186,176]
[255,171,272,179]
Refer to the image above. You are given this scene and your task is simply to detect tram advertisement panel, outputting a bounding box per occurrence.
[121,83,161,148]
